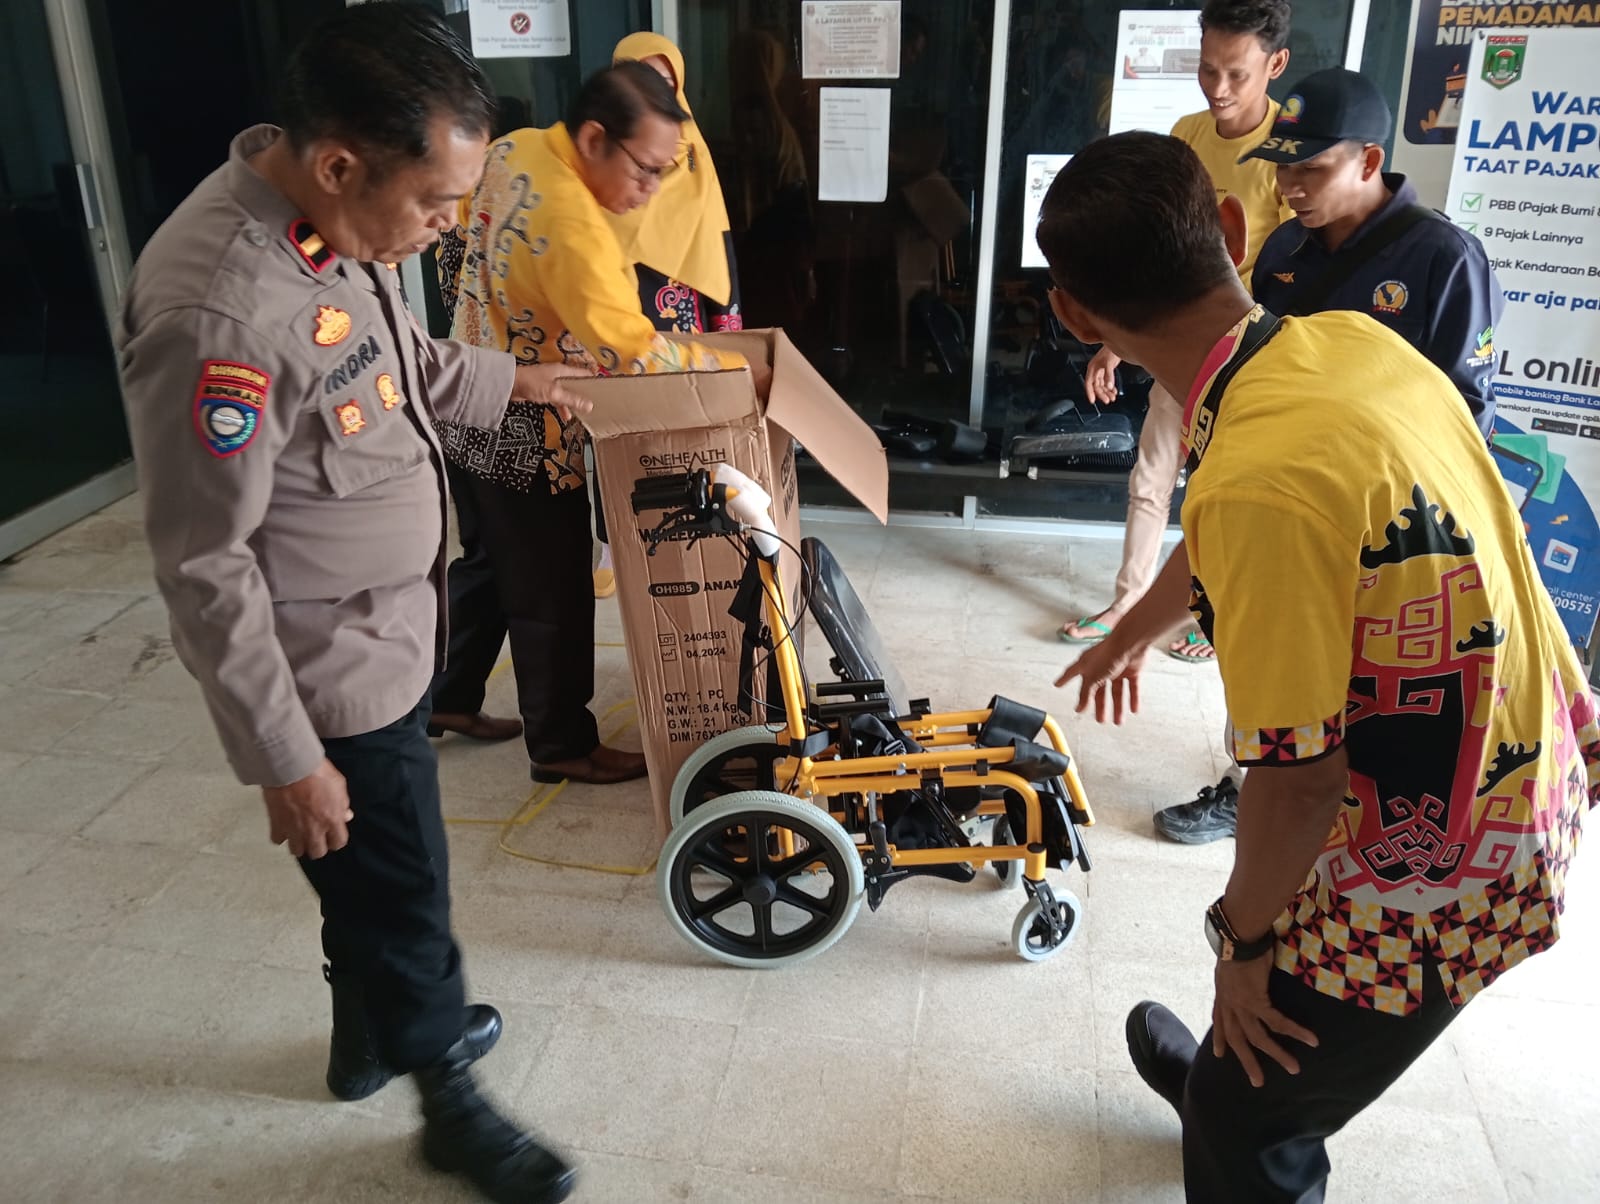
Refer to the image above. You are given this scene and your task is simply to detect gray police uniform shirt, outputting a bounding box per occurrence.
[116,125,515,788]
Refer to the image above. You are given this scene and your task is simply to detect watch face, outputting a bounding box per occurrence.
[1204,913,1225,958]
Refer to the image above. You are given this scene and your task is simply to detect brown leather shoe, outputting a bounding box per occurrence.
[427,711,524,741]
[531,744,648,785]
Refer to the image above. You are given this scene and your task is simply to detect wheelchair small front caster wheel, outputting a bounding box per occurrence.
[1011,891,1082,962]
[659,790,864,968]
[991,816,1018,886]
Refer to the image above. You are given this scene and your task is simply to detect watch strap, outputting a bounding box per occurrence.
[1208,898,1274,962]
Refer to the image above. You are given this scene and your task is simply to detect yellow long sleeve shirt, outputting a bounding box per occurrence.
[444,124,744,493]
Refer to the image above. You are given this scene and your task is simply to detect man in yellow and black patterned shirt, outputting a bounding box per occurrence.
[431,61,743,785]
[1045,131,1597,1202]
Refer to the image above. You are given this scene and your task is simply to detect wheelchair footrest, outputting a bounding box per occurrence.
[904,860,977,886]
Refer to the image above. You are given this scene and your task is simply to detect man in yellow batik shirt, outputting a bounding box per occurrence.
[432,61,744,786]
[1046,131,1598,1202]
[1061,0,1295,662]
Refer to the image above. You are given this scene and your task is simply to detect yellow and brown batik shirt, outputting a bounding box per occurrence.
[1179,306,1598,1016]
[437,124,742,494]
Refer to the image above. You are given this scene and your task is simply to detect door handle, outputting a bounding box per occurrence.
[74,161,104,230]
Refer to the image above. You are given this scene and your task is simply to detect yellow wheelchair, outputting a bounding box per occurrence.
[632,465,1095,968]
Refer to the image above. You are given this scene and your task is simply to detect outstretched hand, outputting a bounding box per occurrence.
[1085,346,1122,406]
[1054,630,1151,724]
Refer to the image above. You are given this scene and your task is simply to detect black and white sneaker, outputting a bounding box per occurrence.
[1153,775,1239,844]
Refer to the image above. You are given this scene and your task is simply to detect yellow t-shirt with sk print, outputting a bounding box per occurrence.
[1171,102,1294,292]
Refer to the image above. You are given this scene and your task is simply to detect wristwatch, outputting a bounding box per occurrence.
[1204,897,1274,962]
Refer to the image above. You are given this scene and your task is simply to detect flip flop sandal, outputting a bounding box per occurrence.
[1164,631,1216,663]
[1059,616,1113,644]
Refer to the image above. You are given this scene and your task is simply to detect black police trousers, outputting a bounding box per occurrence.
[431,469,600,765]
[1180,963,1460,1202]
[298,697,464,1072]
[431,462,508,719]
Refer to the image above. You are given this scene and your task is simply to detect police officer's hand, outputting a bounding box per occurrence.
[262,758,354,860]
[512,362,594,424]
[1085,346,1122,405]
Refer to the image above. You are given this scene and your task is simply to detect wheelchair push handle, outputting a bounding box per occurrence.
[628,465,782,559]
[629,470,708,516]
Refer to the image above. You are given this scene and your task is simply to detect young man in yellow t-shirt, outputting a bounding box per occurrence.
[1042,131,1597,1201]
[1060,0,1292,654]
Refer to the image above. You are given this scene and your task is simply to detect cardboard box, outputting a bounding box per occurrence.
[572,329,888,838]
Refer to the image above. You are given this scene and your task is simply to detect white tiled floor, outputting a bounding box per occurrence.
[2,496,1598,1202]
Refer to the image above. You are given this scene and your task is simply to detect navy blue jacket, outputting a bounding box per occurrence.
[1252,174,1503,437]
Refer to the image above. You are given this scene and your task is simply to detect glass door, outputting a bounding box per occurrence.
[676,0,998,517]
[0,0,132,557]
[977,0,1361,523]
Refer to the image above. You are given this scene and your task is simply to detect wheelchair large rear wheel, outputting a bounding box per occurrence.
[669,725,787,828]
[659,790,864,968]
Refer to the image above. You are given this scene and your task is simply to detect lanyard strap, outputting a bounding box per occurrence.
[1184,306,1285,475]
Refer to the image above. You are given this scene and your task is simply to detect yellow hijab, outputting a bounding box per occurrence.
[606,32,733,306]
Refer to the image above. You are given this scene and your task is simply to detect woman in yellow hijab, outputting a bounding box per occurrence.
[607,32,740,333]
[592,32,742,597]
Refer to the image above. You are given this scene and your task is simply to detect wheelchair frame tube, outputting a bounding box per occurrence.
[758,556,812,746]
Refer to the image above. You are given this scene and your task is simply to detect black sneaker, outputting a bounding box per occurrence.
[1153,776,1239,844]
[1125,1001,1198,1117]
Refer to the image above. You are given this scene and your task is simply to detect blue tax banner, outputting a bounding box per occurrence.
[1450,25,1600,648]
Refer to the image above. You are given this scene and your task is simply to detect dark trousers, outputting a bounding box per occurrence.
[1182,965,1460,1203]
[433,472,599,764]
[299,698,464,1072]
[432,461,507,717]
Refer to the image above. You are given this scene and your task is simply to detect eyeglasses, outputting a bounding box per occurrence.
[607,132,680,182]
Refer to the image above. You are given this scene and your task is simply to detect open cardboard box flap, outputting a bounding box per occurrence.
[570,328,888,523]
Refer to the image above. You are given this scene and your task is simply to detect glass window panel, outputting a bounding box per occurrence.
[977,0,1355,522]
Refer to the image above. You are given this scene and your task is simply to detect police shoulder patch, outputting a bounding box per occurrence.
[194,360,270,458]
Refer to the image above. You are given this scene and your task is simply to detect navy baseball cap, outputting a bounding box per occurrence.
[1240,68,1393,165]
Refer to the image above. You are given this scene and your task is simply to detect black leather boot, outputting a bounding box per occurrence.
[323,965,505,1102]
[415,1055,576,1204]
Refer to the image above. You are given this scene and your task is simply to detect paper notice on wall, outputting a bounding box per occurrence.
[468,0,570,58]
[1021,154,1073,269]
[1107,10,1202,136]
[803,1,902,79]
[818,87,892,202]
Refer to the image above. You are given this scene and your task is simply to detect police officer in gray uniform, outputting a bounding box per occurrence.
[115,7,580,1202]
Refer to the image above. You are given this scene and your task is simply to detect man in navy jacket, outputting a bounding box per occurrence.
[1155,66,1506,846]
[1249,67,1501,437]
